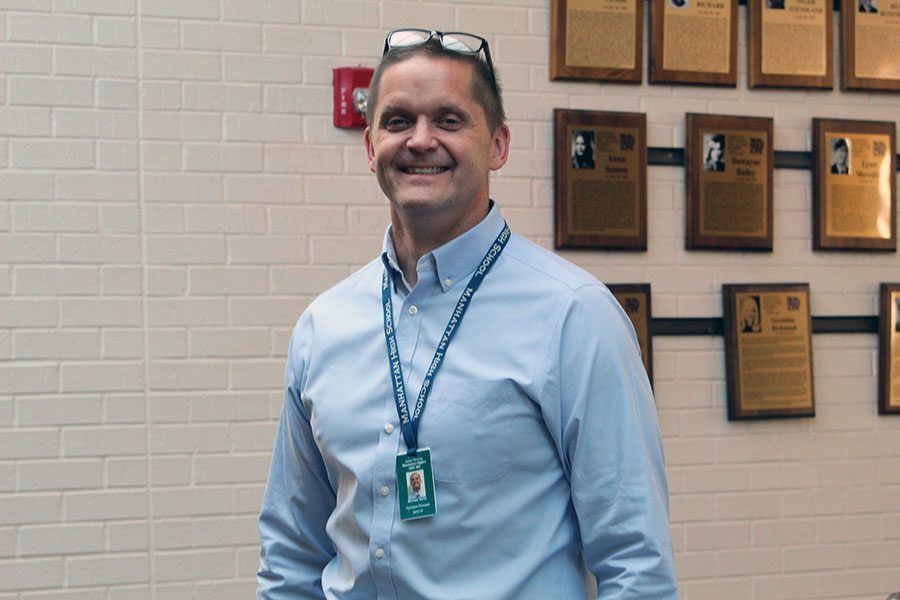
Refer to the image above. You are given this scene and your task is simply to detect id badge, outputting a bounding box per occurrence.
[396,448,437,521]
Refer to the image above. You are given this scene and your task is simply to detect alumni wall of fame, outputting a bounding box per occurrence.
[724,284,815,420]
[685,114,774,250]
[650,0,738,85]
[554,110,647,250]
[813,119,896,251]
[551,0,643,82]
[842,0,900,90]
[748,0,833,88]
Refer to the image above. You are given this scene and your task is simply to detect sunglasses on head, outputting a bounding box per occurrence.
[382,28,497,92]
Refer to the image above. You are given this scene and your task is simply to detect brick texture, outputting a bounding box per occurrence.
[1,1,899,599]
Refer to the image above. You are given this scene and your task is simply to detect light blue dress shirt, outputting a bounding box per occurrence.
[258,203,677,599]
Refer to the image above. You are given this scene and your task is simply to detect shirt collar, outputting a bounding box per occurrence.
[380,201,505,293]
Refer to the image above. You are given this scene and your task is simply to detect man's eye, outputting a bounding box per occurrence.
[384,116,410,131]
[438,115,461,129]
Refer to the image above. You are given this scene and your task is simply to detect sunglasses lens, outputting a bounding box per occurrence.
[387,29,432,49]
[441,33,484,54]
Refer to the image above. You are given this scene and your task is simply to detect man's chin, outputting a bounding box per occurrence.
[391,196,449,214]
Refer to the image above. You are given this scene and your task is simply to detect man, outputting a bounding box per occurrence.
[572,131,595,169]
[859,0,878,12]
[831,138,850,174]
[258,28,676,599]
[407,471,425,502]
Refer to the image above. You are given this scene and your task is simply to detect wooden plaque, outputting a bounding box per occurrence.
[812,118,896,251]
[685,114,774,250]
[748,0,833,89]
[841,0,900,91]
[879,283,900,414]
[723,284,815,420]
[554,109,647,250]
[550,0,643,82]
[608,284,654,384]
[649,0,738,86]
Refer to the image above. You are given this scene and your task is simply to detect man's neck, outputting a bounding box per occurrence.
[390,203,490,288]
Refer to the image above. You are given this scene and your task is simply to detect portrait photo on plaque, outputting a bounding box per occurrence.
[878,283,900,414]
[650,0,738,85]
[812,118,896,251]
[554,109,647,250]
[723,283,815,420]
[571,130,596,169]
[860,0,879,11]
[550,0,643,82]
[748,0,833,89]
[841,0,900,91]
[685,114,774,250]
[608,283,654,384]
[829,137,851,174]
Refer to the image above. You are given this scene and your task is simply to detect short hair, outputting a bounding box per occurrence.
[366,39,506,133]
[833,138,848,152]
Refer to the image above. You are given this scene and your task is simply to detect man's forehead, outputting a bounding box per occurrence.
[373,60,481,120]
[378,54,473,94]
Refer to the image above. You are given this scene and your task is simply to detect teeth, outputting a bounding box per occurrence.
[403,167,446,174]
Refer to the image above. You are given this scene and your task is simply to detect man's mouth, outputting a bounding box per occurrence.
[399,166,449,175]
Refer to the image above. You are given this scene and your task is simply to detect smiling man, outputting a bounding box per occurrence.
[257,29,677,600]
[407,471,425,502]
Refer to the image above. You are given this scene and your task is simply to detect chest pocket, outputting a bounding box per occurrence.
[417,379,513,483]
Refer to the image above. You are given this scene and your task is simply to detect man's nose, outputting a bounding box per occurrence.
[406,119,438,152]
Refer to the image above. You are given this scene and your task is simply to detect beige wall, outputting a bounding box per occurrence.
[1,1,899,598]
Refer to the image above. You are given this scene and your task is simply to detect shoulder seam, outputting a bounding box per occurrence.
[502,241,602,293]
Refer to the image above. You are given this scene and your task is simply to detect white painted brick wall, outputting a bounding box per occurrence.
[1,1,899,598]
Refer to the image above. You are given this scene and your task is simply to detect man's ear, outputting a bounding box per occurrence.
[364,126,376,173]
[489,123,510,172]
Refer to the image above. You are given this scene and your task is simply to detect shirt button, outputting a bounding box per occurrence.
[374,547,385,559]
[444,278,453,287]
[408,305,418,315]
[380,485,389,497]
[384,423,394,434]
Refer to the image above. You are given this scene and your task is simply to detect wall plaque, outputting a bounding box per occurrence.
[723,283,815,420]
[685,113,774,250]
[608,283,654,384]
[554,109,647,250]
[879,283,900,414]
[748,0,833,88]
[550,0,643,82]
[812,118,896,251]
[841,0,900,91]
[650,0,738,85]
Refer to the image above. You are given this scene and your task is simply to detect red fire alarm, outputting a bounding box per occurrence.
[333,67,374,129]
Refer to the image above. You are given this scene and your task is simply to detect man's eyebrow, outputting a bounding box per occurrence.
[374,104,411,122]
[435,104,470,117]
[377,103,405,115]
[377,103,471,118]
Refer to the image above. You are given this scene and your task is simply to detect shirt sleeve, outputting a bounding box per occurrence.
[257,312,336,599]
[542,284,678,599]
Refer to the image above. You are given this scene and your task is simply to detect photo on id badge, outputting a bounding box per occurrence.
[407,470,426,502]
